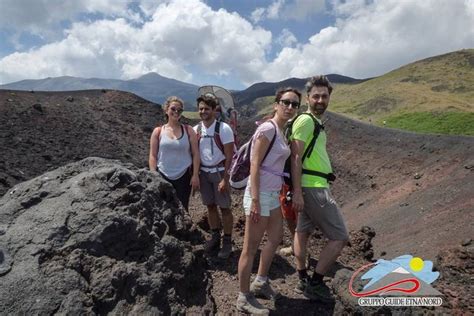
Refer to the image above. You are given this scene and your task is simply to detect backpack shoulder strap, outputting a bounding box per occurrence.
[183,124,192,150]
[261,120,277,163]
[196,122,203,144]
[197,122,202,135]
[213,120,225,154]
[156,126,162,137]
[301,113,322,162]
[155,126,162,153]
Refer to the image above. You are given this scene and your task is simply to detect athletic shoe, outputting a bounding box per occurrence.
[295,278,308,294]
[217,236,232,259]
[204,232,220,253]
[236,293,269,315]
[250,278,281,300]
[279,246,294,257]
[303,279,334,303]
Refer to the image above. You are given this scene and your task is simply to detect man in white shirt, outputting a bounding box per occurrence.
[194,94,235,259]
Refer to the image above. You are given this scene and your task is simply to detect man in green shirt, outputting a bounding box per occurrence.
[290,75,348,302]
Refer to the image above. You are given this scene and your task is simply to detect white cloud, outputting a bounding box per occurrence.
[0,0,473,87]
[0,0,271,85]
[267,0,285,19]
[251,0,326,23]
[0,0,138,37]
[286,0,326,20]
[277,29,298,47]
[250,7,266,24]
[263,0,474,81]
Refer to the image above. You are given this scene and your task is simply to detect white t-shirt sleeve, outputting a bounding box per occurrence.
[220,122,235,144]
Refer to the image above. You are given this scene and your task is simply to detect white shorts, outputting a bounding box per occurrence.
[243,187,281,217]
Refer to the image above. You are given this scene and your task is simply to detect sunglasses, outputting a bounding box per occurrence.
[279,99,300,109]
[170,106,183,114]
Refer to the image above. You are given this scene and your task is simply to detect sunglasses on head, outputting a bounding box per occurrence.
[170,106,183,114]
[279,99,300,109]
[203,92,217,100]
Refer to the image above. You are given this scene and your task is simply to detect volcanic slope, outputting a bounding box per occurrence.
[0,89,166,196]
[1,89,473,314]
[323,112,473,258]
[2,89,473,258]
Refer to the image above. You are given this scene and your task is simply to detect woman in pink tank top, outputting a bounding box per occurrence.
[236,88,301,314]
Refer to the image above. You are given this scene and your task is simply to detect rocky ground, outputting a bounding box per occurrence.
[190,192,373,315]
[188,192,473,315]
[0,158,214,314]
[1,89,472,314]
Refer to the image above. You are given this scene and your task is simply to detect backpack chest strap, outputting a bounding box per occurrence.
[198,121,224,155]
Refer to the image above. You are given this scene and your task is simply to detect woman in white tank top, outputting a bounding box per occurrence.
[148,96,200,211]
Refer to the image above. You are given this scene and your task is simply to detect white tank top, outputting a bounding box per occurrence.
[157,125,192,180]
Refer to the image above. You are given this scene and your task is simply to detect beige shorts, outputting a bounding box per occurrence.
[296,187,348,241]
[199,170,232,209]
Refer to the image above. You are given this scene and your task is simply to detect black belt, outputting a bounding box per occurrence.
[201,160,225,168]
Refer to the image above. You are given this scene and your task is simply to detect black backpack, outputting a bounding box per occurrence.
[283,113,335,188]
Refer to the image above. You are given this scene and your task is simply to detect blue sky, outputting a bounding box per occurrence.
[0,0,473,89]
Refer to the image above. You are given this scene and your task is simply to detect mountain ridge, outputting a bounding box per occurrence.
[0,72,363,111]
[0,72,200,109]
[330,49,474,134]
[233,74,366,107]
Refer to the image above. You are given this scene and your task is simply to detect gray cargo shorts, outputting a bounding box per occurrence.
[199,170,232,209]
[296,187,349,241]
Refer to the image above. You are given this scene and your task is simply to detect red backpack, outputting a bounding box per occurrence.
[196,120,225,155]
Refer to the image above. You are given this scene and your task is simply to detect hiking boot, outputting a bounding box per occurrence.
[303,279,334,303]
[217,235,232,259]
[295,278,308,294]
[279,246,294,257]
[236,293,269,315]
[251,278,281,300]
[204,232,220,253]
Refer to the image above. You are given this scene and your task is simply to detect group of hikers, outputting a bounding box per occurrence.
[149,75,348,315]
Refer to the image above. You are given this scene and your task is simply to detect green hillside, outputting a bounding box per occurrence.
[253,96,275,116]
[182,111,201,120]
[330,49,474,135]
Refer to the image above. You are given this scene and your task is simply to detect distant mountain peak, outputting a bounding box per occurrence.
[137,72,165,79]
[0,72,199,109]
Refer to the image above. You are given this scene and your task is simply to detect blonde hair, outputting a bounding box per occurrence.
[164,96,184,112]
[163,96,184,122]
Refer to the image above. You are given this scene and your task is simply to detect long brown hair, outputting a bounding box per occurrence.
[261,87,302,121]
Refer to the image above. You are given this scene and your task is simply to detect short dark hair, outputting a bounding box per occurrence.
[196,93,218,109]
[274,87,301,103]
[305,75,333,95]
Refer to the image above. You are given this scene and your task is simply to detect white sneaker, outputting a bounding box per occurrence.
[250,279,281,300]
[279,246,294,257]
[236,293,269,315]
